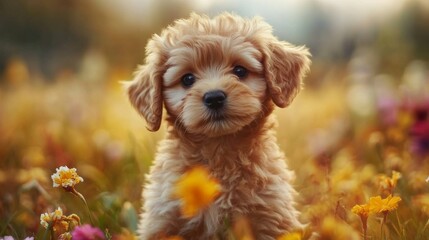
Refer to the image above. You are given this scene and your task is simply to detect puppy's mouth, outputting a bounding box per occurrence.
[207,110,226,121]
[180,88,262,137]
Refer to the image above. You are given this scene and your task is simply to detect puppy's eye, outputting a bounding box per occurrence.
[181,73,196,87]
[233,65,248,79]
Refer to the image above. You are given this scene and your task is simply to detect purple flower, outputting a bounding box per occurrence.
[71,224,105,240]
[410,102,429,156]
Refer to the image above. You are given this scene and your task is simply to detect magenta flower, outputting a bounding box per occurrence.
[71,224,105,240]
[410,102,429,156]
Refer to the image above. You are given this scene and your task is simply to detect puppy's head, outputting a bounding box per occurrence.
[127,13,310,137]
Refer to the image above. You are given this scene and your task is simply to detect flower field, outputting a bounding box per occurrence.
[1,1,429,239]
[1,59,428,239]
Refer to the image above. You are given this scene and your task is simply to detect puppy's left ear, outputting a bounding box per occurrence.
[124,37,165,131]
[264,41,311,108]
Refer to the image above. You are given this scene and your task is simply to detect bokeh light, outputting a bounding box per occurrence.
[0,0,428,239]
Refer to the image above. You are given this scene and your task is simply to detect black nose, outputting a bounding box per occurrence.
[203,90,227,109]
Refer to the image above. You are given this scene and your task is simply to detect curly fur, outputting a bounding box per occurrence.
[126,12,311,240]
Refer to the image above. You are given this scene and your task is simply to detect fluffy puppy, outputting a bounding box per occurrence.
[126,13,311,240]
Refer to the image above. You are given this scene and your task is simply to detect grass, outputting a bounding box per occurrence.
[0,70,428,239]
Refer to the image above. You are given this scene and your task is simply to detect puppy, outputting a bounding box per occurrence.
[126,13,311,240]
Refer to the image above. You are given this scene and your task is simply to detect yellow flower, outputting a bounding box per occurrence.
[351,203,371,218]
[369,195,401,214]
[277,232,302,240]
[351,203,370,238]
[51,166,84,188]
[174,166,221,218]
[378,170,401,194]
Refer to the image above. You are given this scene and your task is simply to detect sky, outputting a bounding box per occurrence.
[93,0,411,44]
[96,0,408,26]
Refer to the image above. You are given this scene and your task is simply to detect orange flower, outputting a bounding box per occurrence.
[369,195,401,214]
[174,166,221,218]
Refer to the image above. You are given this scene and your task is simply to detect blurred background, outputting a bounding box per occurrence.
[1,0,428,239]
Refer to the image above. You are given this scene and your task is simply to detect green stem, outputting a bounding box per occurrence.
[380,212,388,240]
[362,217,367,240]
[42,224,52,240]
[69,187,95,225]
[48,223,54,240]
[421,218,429,235]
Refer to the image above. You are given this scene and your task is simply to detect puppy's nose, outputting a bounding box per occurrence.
[203,90,227,109]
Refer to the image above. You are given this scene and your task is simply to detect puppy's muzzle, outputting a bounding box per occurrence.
[203,90,227,110]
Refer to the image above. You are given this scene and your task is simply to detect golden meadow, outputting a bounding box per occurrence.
[0,1,428,239]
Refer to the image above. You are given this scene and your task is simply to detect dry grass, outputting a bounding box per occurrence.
[0,69,428,239]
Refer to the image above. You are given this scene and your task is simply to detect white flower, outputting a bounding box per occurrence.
[40,207,64,229]
[40,212,52,228]
[53,207,63,220]
[51,166,84,188]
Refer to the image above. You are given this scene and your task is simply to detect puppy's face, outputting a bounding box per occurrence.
[163,35,266,136]
[127,13,310,137]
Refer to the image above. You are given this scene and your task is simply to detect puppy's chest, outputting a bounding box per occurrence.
[216,170,266,206]
[182,148,277,235]
[208,163,268,212]
[187,144,272,208]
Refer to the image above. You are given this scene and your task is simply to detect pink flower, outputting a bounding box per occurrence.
[0,236,14,240]
[410,102,429,156]
[71,224,105,240]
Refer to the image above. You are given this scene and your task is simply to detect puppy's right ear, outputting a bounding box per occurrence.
[263,40,311,108]
[125,38,164,132]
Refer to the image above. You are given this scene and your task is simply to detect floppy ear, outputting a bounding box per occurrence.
[264,41,311,108]
[125,38,165,131]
